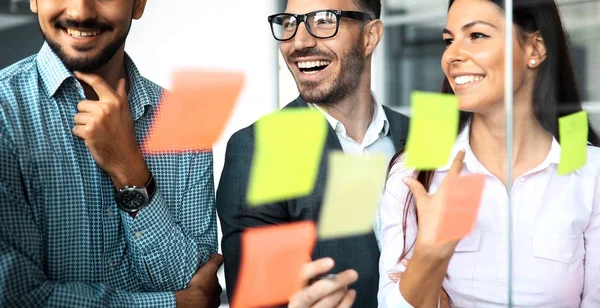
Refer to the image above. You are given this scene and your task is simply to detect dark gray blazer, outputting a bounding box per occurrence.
[216,97,410,307]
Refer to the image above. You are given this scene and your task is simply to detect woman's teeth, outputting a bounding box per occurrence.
[455,75,484,85]
[66,28,101,38]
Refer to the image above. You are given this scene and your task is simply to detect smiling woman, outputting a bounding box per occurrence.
[377,0,600,306]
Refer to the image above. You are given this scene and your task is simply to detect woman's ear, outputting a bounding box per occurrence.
[528,31,547,68]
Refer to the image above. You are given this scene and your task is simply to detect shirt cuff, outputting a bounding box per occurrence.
[121,190,176,255]
[124,291,176,308]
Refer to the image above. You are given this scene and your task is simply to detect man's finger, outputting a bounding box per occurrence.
[73,71,117,101]
[116,78,128,100]
[72,125,86,139]
[331,269,358,286]
[336,290,356,308]
[77,100,102,113]
[300,258,335,284]
[197,254,224,275]
[446,149,466,179]
[402,177,428,205]
[74,113,94,125]
[298,269,358,307]
[311,288,346,308]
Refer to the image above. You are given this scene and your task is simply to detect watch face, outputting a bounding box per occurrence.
[117,190,146,212]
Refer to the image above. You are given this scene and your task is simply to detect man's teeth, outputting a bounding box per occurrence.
[298,61,331,69]
[455,75,484,85]
[66,28,101,38]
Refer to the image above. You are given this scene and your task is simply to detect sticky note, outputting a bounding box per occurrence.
[558,111,588,175]
[318,152,387,240]
[143,70,244,153]
[434,174,486,244]
[405,91,459,170]
[232,221,317,308]
[247,109,327,205]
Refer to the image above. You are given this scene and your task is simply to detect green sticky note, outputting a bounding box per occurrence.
[558,111,588,175]
[318,152,387,240]
[405,91,459,170]
[247,109,327,206]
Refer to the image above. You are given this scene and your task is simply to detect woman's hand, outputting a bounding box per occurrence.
[402,149,467,260]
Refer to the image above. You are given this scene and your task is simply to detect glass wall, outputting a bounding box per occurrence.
[382,0,600,125]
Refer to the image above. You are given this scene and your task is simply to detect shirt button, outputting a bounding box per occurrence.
[135,231,143,239]
[108,261,114,269]
[107,209,114,217]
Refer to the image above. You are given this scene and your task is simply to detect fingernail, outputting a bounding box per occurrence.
[402,177,411,185]
[401,259,408,266]
[324,258,334,267]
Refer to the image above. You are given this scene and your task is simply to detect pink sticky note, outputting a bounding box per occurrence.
[232,221,317,308]
[435,174,486,244]
[143,70,244,153]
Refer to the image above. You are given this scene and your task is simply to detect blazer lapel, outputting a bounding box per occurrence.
[283,96,343,152]
[383,105,409,151]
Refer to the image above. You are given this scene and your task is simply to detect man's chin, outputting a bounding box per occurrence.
[298,88,334,105]
[60,54,108,72]
[43,30,127,72]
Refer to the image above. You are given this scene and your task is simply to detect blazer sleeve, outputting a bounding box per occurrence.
[216,127,291,301]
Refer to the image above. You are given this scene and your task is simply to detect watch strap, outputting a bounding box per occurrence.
[145,173,157,202]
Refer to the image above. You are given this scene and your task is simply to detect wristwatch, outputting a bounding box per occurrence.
[115,173,157,213]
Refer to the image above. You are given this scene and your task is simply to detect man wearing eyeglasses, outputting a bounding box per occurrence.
[217,0,409,307]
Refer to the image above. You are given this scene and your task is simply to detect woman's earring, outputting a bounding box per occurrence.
[530,59,537,66]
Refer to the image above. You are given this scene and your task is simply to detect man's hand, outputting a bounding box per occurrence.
[175,254,223,308]
[388,259,451,308]
[288,258,358,308]
[72,71,149,189]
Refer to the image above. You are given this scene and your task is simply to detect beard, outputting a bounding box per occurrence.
[293,37,366,106]
[41,18,130,72]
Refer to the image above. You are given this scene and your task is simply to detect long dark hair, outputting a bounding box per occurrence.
[391,0,600,261]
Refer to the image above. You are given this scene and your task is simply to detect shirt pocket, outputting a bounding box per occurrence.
[532,233,584,264]
[530,232,585,297]
[455,229,483,252]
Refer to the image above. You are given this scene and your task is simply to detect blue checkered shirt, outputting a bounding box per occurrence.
[0,43,218,307]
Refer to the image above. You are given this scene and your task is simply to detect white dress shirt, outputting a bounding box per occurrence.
[310,101,397,248]
[309,102,397,164]
[377,126,600,307]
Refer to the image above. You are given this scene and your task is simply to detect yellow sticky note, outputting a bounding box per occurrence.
[558,111,588,175]
[318,152,387,240]
[405,91,459,170]
[247,109,327,206]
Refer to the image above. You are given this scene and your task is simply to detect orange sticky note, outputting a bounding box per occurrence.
[143,70,244,153]
[435,174,486,244]
[232,221,317,308]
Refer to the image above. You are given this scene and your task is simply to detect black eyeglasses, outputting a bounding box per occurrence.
[268,10,375,41]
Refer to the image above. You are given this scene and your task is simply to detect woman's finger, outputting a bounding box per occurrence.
[446,149,466,178]
[402,177,429,205]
